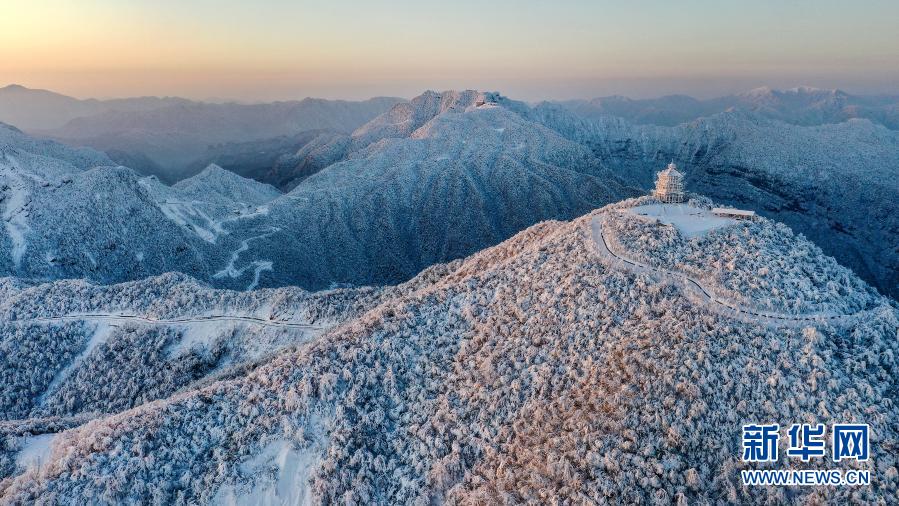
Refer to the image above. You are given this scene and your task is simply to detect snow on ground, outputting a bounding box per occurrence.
[37,322,115,406]
[138,177,270,244]
[167,320,234,358]
[591,214,868,326]
[628,203,736,238]
[1,160,33,268]
[218,205,270,226]
[165,318,323,364]
[213,439,319,506]
[606,198,881,314]
[214,228,279,290]
[153,198,224,243]
[14,433,56,471]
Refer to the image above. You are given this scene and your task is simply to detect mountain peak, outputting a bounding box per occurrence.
[196,162,230,177]
[350,89,499,146]
[1,199,894,503]
[786,85,845,96]
[411,89,492,112]
[173,163,281,205]
[0,121,23,133]
[739,85,847,102]
[180,163,249,186]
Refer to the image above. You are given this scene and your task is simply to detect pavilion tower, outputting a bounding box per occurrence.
[652,162,685,203]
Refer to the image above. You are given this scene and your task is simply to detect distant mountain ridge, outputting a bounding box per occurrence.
[2,88,898,299]
[34,96,404,182]
[0,84,189,130]
[0,94,634,290]
[561,85,899,128]
[526,103,899,299]
[8,84,899,185]
[0,85,403,182]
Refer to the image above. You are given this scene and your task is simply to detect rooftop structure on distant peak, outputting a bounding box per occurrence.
[652,161,685,203]
[712,207,756,220]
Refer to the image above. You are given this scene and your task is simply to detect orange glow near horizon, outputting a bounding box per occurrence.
[3,0,898,101]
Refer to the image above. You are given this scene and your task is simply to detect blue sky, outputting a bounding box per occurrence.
[2,0,897,100]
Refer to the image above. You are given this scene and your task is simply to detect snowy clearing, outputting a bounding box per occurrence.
[214,439,319,506]
[15,433,56,471]
[153,199,224,243]
[166,318,323,361]
[1,162,33,268]
[167,320,236,358]
[628,204,736,238]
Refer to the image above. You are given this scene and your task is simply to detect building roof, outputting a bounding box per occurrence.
[711,207,756,217]
[658,162,683,178]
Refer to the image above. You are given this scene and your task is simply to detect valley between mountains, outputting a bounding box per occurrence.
[0,86,897,504]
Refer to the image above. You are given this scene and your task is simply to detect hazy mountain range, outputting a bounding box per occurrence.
[0,91,633,293]
[1,83,898,504]
[561,86,899,128]
[0,84,402,182]
[4,84,899,187]
[2,86,896,300]
[0,84,190,131]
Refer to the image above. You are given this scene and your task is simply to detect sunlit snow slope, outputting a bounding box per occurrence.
[1,201,895,504]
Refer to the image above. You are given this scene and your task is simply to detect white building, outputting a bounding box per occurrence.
[652,162,685,203]
[712,207,756,220]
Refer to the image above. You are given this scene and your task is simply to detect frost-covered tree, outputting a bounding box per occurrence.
[1,206,895,504]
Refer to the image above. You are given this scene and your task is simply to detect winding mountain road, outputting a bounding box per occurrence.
[23,313,329,331]
[589,215,864,327]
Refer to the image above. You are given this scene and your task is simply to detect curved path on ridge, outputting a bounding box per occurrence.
[589,215,868,327]
[20,313,328,331]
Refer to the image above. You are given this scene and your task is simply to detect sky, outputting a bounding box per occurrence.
[2,0,898,101]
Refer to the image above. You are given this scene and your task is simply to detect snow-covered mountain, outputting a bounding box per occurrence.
[259,91,523,190]
[0,99,635,291]
[247,90,633,289]
[5,88,899,300]
[0,84,188,131]
[172,164,281,206]
[562,86,899,128]
[33,96,404,182]
[0,128,273,286]
[530,104,899,299]
[262,131,353,190]
[0,122,111,169]
[1,201,895,503]
[0,272,392,424]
